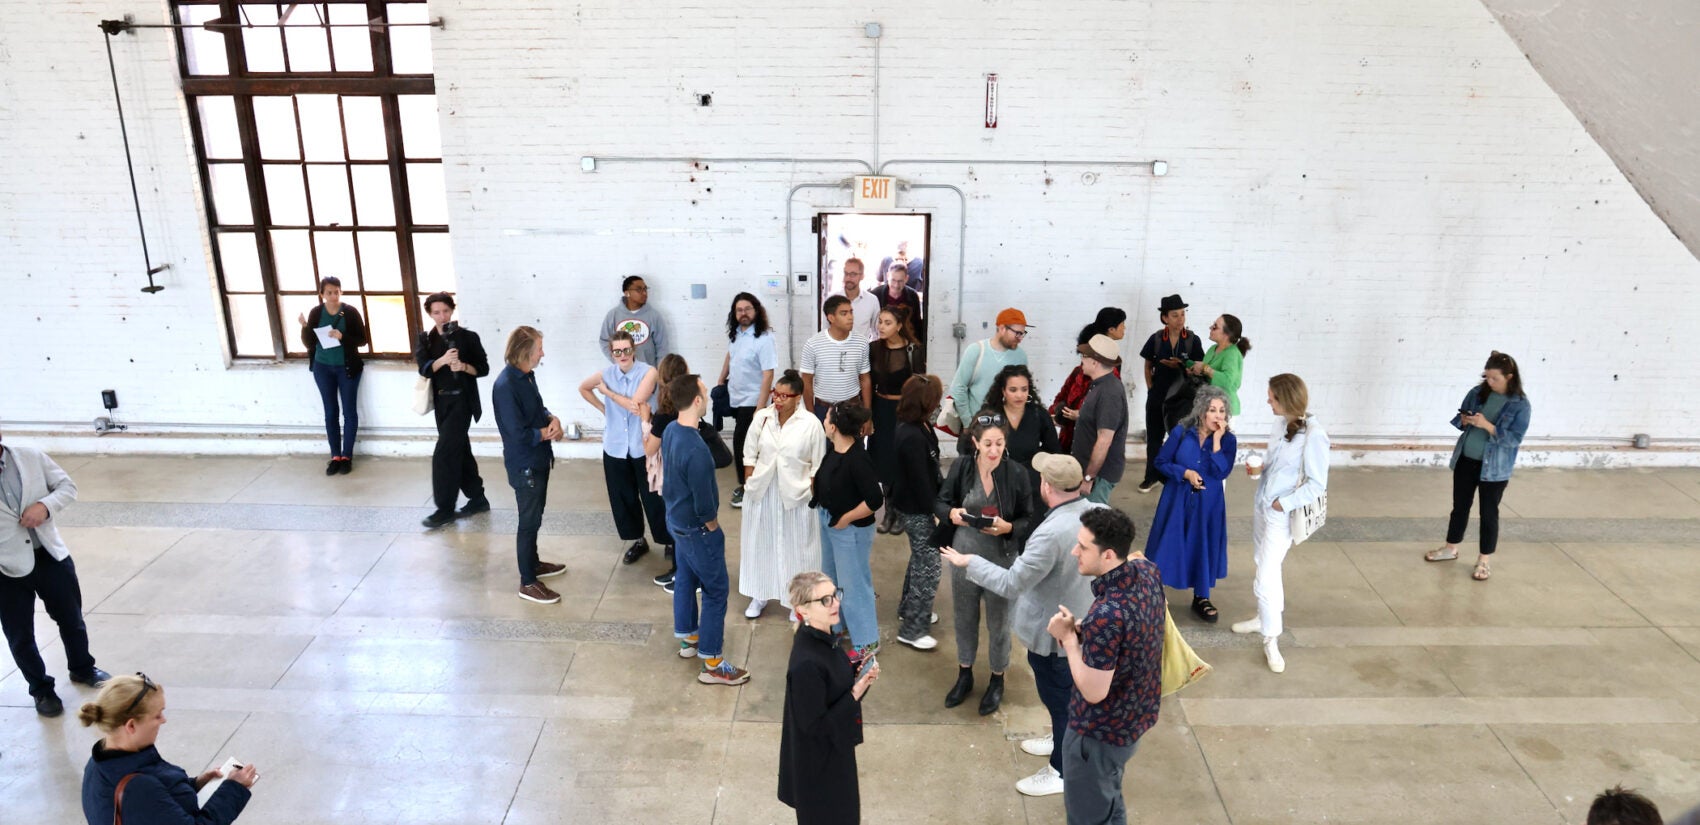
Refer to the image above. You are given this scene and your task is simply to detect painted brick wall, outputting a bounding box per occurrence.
[2,0,1696,457]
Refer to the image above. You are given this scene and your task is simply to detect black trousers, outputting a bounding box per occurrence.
[0,547,97,697]
[509,464,548,586]
[602,454,671,545]
[1446,456,1509,555]
[430,393,486,515]
[730,406,757,485]
[1142,394,1172,486]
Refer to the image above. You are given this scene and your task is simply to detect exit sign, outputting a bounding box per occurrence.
[854,176,897,210]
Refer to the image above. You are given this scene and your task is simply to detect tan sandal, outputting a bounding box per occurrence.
[1425,546,1459,562]
[1472,558,1492,581]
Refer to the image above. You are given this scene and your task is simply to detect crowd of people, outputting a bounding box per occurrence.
[0,266,1578,825]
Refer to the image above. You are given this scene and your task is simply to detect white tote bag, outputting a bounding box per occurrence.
[412,376,434,416]
[1288,431,1326,544]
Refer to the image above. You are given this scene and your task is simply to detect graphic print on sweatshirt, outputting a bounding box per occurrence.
[616,318,652,345]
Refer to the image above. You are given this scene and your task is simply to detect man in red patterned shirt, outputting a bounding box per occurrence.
[1047,506,1164,825]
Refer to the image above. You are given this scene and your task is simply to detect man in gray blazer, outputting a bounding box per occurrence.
[0,430,109,717]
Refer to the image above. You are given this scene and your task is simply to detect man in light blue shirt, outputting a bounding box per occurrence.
[718,293,777,508]
[579,331,671,567]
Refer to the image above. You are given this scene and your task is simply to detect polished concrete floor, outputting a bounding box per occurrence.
[5,455,1700,824]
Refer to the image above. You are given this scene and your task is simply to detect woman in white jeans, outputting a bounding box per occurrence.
[1232,373,1329,673]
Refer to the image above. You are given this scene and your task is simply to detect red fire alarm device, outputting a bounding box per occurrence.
[985,73,998,128]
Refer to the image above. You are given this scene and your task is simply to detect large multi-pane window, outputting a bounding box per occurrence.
[173,1,452,359]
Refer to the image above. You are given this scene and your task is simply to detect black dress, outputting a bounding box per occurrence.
[868,342,916,489]
[778,623,864,825]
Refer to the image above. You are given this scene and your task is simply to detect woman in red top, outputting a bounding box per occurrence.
[1050,307,1127,451]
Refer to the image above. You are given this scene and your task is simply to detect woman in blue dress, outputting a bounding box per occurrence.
[1145,384,1236,623]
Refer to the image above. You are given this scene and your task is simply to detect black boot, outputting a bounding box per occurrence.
[944,666,974,708]
[978,673,1005,716]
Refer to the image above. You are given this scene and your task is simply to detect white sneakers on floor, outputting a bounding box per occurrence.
[1016,764,1064,797]
[1263,637,1286,673]
[1230,617,1260,634]
[745,598,767,619]
[1020,733,1053,757]
[897,634,938,650]
[931,612,939,624]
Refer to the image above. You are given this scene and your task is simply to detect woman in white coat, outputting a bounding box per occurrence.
[1231,373,1329,673]
[739,370,828,619]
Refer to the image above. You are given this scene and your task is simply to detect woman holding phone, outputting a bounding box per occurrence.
[779,571,879,825]
[1425,352,1531,581]
[1145,385,1236,623]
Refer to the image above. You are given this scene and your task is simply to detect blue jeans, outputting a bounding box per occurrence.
[819,509,878,649]
[672,524,729,658]
[310,360,360,457]
[508,465,549,586]
[1028,650,1074,775]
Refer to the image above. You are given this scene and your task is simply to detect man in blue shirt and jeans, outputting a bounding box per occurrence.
[1047,506,1164,825]
[662,373,750,686]
[492,326,568,604]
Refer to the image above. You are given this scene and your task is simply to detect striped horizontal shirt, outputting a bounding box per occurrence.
[799,331,870,404]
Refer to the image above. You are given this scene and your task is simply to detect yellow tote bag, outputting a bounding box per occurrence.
[1161,604,1211,696]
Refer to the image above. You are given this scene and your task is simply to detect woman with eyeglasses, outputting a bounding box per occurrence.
[779,571,880,825]
[964,364,1058,516]
[936,417,1034,715]
[1188,314,1251,415]
[813,402,885,660]
[1425,352,1531,582]
[1050,307,1126,452]
[1145,385,1237,624]
[738,370,827,619]
[869,306,920,534]
[81,673,259,825]
[581,332,672,572]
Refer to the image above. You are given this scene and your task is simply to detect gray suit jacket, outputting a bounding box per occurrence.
[964,496,1100,656]
[0,444,78,578]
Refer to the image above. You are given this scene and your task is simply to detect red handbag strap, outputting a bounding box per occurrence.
[113,773,138,825]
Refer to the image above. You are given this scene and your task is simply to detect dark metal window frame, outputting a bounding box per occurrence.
[173,0,440,360]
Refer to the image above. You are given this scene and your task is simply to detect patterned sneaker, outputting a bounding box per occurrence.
[698,662,751,686]
[678,637,699,659]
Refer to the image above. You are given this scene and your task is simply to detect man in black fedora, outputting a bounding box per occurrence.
[1136,294,1205,493]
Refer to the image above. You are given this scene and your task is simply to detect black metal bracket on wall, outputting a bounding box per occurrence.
[100,16,169,294]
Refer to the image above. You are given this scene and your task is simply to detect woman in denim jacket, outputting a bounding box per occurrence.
[1425,352,1531,581]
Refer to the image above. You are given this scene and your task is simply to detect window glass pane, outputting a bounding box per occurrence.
[357,231,402,292]
[327,3,374,71]
[228,294,274,356]
[350,165,395,225]
[387,3,433,74]
[208,163,253,225]
[240,5,286,72]
[197,97,242,159]
[179,5,230,76]
[263,165,309,224]
[397,95,440,158]
[314,231,359,287]
[297,94,345,161]
[279,294,321,354]
[412,233,456,293]
[282,6,331,72]
[252,97,301,160]
[306,165,353,226]
[341,97,387,160]
[365,294,409,353]
[217,232,264,292]
[406,163,448,224]
[271,229,317,291]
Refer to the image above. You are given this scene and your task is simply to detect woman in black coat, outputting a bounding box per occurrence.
[779,571,880,825]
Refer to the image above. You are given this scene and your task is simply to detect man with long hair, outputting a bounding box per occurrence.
[718,292,776,509]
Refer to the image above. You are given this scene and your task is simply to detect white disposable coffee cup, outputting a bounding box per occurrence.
[1245,454,1264,477]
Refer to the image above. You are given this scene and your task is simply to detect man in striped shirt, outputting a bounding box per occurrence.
[800,295,872,419]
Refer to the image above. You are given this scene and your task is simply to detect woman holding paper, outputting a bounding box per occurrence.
[779,571,879,825]
[298,276,368,476]
[80,673,260,825]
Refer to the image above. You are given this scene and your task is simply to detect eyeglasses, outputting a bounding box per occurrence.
[610,347,633,356]
[801,588,843,608]
[123,672,156,716]
[771,391,798,400]
[1002,326,1029,339]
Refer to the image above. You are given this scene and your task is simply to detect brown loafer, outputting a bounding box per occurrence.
[517,582,561,604]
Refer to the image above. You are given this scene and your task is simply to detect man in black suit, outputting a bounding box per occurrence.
[416,293,493,529]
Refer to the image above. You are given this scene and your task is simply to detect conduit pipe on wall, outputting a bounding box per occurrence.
[785,181,855,363]
[902,183,968,364]
[585,157,874,174]
[877,158,1161,175]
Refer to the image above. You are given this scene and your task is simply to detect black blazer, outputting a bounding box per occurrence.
[414,325,491,421]
[778,623,862,825]
[933,453,1034,553]
[300,303,368,376]
[889,420,942,517]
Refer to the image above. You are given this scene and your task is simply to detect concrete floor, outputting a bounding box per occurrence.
[5,455,1700,824]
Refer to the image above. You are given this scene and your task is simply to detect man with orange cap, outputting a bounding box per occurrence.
[945,308,1033,424]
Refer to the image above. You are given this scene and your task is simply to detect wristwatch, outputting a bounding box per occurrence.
[1082,475,1095,485]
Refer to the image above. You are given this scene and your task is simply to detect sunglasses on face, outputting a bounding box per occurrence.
[974,414,1004,426]
[610,347,633,356]
[801,588,843,608]
[124,672,157,716]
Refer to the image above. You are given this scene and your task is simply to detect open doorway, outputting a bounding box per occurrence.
[816,212,932,372]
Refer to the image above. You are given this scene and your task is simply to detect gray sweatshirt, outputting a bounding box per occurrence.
[965,496,1100,656]
[599,300,668,366]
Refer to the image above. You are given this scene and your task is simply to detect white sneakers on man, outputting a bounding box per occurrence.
[1016,764,1064,797]
[1020,733,1053,757]
[745,598,767,619]
[1263,637,1286,673]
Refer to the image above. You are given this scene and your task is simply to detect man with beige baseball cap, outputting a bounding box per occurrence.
[1070,334,1130,504]
[942,451,1101,797]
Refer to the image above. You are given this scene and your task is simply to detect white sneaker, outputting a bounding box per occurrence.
[1020,733,1053,757]
[1015,764,1064,797]
[1263,637,1286,673]
[745,598,767,619]
[931,612,939,624]
[897,634,938,650]
[1231,617,1260,635]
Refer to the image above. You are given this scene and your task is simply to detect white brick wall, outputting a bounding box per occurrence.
[2,0,1697,459]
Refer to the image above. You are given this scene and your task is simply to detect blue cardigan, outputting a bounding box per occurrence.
[83,742,250,825]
